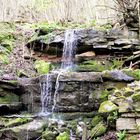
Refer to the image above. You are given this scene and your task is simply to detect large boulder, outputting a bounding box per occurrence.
[102,70,134,82]
[98,101,118,113]
[0,119,46,140]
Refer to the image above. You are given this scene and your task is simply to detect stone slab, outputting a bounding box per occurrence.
[116,118,136,131]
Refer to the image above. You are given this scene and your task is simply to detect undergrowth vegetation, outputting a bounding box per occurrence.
[0,22,16,64]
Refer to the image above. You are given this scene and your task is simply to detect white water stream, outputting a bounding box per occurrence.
[40,29,78,115]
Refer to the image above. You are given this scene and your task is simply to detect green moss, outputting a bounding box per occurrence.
[123,87,134,97]
[1,39,14,51]
[0,54,9,64]
[42,129,58,140]
[21,21,112,32]
[123,69,140,80]
[91,115,103,127]
[91,89,109,107]
[0,43,12,64]
[27,22,64,44]
[114,89,122,97]
[0,22,15,64]
[111,59,123,69]
[34,22,64,33]
[0,22,15,44]
[34,60,51,74]
[16,69,28,77]
[0,91,19,103]
[100,90,109,102]
[77,59,121,72]
[8,80,18,85]
[90,122,107,138]
[0,32,13,42]
[77,60,109,72]
[69,121,77,132]
[131,93,140,111]
[28,33,54,45]
[98,101,118,113]
[131,93,140,102]
[5,118,32,127]
[56,132,70,140]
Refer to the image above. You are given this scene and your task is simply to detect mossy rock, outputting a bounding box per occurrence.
[100,90,109,102]
[123,69,140,80]
[109,95,126,106]
[1,80,18,87]
[123,87,134,97]
[77,60,112,72]
[104,82,126,90]
[91,89,109,106]
[0,91,19,103]
[98,101,118,113]
[5,118,32,127]
[27,22,64,45]
[29,34,52,45]
[91,115,103,127]
[16,69,29,78]
[56,132,70,140]
[118,101,132,113]
[113,89,122,97]
[131,93,140,111]
[42,129,58,140]
[35,22,64,34]
[131,93,140,102]
[90,121,107,138]
[34,60,51,74]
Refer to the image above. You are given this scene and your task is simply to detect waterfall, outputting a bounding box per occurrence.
[52,29,78,112]
[61,29,77,69]
[52,71,62,112]
[39,29,78,115]
[39,74,52,115]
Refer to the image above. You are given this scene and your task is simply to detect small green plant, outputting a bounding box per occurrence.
[107,111,118,122]
[112,111,119,120]
[111,58,123,70]
[117,130,126,140]
[107,111,118,128]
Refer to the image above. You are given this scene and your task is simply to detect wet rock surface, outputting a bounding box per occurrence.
[15,70,134,113]
[26,29,140,57]
[0,119,46,140]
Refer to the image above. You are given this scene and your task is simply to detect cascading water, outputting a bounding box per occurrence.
[39,29,78,115]
[52,29,78,112]
[61,29,77,69]
[39,74,52,115]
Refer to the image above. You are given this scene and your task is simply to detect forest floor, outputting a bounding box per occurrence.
[0,23,37,79]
